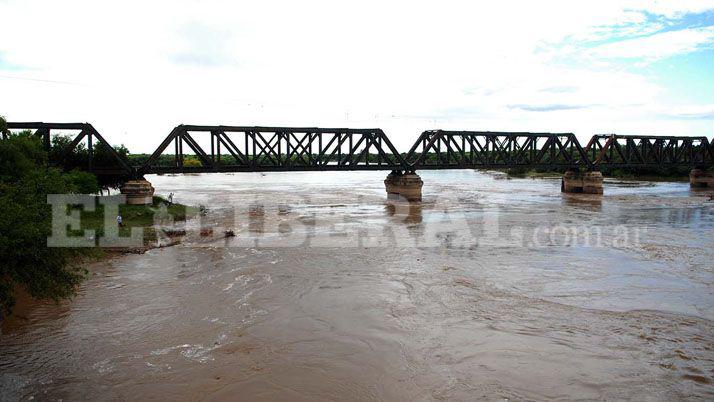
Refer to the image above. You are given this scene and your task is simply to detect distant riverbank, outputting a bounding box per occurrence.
[503,166,704,182]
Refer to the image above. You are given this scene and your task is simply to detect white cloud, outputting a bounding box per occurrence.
[589,26,714,60]
[0,0,712,152]
[627,0,714,18]
[665,104,714,119]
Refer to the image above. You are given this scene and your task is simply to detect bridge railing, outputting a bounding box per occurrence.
[137,125,411,175]
[405,130,592,170]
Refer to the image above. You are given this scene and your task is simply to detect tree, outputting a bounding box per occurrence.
[0,115,7,136]
[0,132,96,314]
[49,134,132,190]
[65,170,100,194]
[0,130,47,182]
[0,169,88,314]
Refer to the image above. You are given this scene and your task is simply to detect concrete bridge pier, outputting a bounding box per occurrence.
[561,170,604,195]
[690,169,714,188]
[120,179,155,205]
[384,170,423,202]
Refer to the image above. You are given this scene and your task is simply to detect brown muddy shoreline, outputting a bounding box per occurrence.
[0,230,187,329]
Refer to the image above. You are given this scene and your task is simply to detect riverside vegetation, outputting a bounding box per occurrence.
[0,116,193,316]
[504,165,696,180]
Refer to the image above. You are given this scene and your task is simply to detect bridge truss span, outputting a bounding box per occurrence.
[406,130,592,170]
[584,134,714,168]
[4,122,134,176]
[4,122,713,177]
[138,125,410,175]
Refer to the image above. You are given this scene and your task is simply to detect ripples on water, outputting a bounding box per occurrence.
[1,170,712,400]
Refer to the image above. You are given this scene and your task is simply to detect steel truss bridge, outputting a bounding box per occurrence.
[4,122,713,177]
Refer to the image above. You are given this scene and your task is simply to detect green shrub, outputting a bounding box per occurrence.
[183,158,202,167]
[65,170,100,194]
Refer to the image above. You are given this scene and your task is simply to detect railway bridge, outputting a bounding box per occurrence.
[4,122,714,202]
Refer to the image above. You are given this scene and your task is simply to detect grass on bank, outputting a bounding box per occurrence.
[75,195,196,246]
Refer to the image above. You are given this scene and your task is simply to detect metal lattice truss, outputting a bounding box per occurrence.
[138,125,410,174]
[406,130,592,169]
[4,122,714,176]
[584,134,714,168]
[4,122,133,175]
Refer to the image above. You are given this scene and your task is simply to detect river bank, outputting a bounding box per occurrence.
[0,195,198,326]
[504,167,702,182]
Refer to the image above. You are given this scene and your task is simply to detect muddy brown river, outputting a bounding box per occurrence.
[1,170,713,401]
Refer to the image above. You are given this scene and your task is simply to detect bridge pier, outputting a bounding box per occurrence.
[120,179,155,205]
[690,169,714,188]
[384,171,423,202]
[561,170,604,195]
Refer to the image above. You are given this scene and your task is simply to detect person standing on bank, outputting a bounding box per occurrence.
[116,214,123,227]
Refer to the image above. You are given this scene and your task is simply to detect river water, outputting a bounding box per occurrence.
[1,170,713,401]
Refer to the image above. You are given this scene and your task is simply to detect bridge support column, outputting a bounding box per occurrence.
[561,170,603,195]
[385,171,423,202]
[120,179,155,205]
[690,169,714,188]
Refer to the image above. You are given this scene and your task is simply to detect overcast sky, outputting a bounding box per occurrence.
[1,0,713,152]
